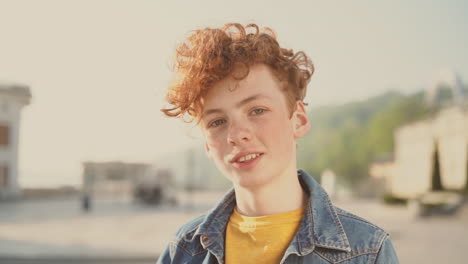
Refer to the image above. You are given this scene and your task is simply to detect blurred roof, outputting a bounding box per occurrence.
[0,81,32,99]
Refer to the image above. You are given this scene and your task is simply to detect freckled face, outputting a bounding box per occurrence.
[200,64,306,189]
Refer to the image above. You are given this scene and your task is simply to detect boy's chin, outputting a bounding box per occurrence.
[229,173,272,190]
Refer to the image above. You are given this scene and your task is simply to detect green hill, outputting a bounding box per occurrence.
[297,90,434,187]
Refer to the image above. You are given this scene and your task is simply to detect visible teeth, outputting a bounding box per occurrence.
[238,154,260,163]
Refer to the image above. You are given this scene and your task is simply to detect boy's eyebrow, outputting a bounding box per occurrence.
[202,94,270,118]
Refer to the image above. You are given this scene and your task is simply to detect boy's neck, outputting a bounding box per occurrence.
[233,169,306,217]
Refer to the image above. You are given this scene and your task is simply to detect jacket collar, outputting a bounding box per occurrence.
[295,169,351,254]
[193,169,351,259]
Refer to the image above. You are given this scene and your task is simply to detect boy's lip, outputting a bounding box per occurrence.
[230,152,265,170]
[229,151,265,163]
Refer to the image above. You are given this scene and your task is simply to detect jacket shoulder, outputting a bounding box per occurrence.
[335,206,388,251]
[313,206,390,263]
[162,214,208,259]
[174,214,207,239]
[335,207,399,263]
[335,206,386,231]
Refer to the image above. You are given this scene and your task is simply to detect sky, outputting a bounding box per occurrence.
[0,0,467,187]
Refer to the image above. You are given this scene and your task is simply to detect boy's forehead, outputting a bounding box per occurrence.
[202,93,273,114]
[201,92,286,121]
[197,64,290,121]
[203,65,281,102]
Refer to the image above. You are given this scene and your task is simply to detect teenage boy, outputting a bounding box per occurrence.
[157,23,399,264]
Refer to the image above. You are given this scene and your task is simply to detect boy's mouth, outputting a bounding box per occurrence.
[236,153,263,163]
[230,152,265,170]
[230,152,264,163]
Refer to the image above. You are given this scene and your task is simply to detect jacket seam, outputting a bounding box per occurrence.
[336,211,384,232]
[178,215,206,239]
[371,232,389,264]
[204,227,226,249]
[303,194,314,254]
[314,251,333,263]
[336,250,379,263]
[335,210,371,224]
[172,239,207,256]
[200,192,235,245]
[171,240,192,257]
[324,197,348,248]
[173,217,207,256]
[316,247,380,264]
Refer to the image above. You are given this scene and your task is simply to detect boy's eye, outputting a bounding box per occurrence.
[251,108,265,115]
[210,119,226,127]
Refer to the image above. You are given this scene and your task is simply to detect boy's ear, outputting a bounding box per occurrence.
[293,100,311,139]
[205,143,213,160]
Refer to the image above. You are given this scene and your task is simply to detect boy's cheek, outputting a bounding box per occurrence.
[205,141,222,159]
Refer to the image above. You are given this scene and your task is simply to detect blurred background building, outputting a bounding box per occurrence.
[369,70,468,201]
[82,161,151,199]
[82,161,177,204]
[391,105,468,198]
[154,145,230,191]
[0,82,31,199]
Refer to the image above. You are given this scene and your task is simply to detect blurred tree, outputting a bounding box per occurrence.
[298,90,434,189]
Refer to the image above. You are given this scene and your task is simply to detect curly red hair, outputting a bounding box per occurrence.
[161,23,314,122]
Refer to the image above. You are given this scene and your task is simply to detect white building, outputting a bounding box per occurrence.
[0,82,31,199]
[391,105,468,198]
[368,71,468,199]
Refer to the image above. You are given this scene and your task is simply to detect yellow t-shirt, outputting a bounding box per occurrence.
[225,207,305,264]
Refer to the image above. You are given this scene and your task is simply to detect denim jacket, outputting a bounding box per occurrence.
[156,170,399,264]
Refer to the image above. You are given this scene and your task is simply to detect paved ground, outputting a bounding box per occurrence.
[0,192,219,263]
[0,191,467,263]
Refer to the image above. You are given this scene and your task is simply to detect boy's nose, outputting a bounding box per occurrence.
[227,121,252,146]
